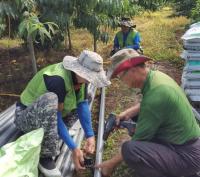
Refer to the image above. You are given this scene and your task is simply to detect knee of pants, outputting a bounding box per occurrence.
[39,92,58,109]
[41,92,58,102]
[121,141,141,165]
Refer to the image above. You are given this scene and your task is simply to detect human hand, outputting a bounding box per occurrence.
[72,148,85,171]
[95,160,115,177]
[116,111,130,125]
[83,136,95,154]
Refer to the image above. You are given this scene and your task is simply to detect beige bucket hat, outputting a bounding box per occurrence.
[63,50,111,88]
[119,17,136,28]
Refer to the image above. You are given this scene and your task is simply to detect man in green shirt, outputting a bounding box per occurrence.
[96,49,200,177]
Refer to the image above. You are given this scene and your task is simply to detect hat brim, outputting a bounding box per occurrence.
[109,56,151,79]
[120,21,134,28]
[63,56,111,88]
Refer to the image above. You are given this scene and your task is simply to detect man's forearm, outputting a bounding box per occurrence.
[110,152,123,165]
[123,103,140,119]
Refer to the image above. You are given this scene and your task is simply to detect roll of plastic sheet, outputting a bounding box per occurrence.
[182,67,200,77]
[192,107,200,121]
[182,79,200,88]
[188,95,200,102]
[185,89,200,96]
[180,50,200,60]
[183,41,200,51]
[183,72,200,80]
[185,89,200,102]
[182,25,200,42]
[188,60,200,65]
[181,22,200,103]
[184,39,200,43]
[190,22,200,29]
[184,62,200,72]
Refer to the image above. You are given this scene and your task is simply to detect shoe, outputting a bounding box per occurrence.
[38,157,62,177]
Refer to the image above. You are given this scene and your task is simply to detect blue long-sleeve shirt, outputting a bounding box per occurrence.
[57,111,77,150]
[57,100,94,150]
[77,100,94,138]
[114,31,141,50]
[44,75,94,150]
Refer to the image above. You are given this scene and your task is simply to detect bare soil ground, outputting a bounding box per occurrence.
[0,47,67,112]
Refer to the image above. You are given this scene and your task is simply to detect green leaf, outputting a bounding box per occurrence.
[39,30,45,45]
[40,27,51,40]
[18,20,27,37]
[28,24,38,37]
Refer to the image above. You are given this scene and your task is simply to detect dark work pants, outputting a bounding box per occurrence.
[121,139,200,177]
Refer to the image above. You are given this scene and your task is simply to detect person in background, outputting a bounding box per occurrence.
[14,50,110,177]
[110,17,142,56]
[97,48,200,177]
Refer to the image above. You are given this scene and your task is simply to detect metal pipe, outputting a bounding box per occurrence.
[62,127,81,175]
[0,104,15,123]
[94,87,105,177]
[64,127,83,177]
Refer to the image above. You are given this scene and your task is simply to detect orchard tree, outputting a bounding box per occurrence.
[36,0,75,50]
[74,0,139,52]
[191,0,200,21]
[0,0,17,40]
[0,0,37,38]
[19,12,58,74]
[135,0,167,11]
[172,0,196,16]
[0,0,59,74]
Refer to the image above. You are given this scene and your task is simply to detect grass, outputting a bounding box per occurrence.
[135,7,190,63]
[0,37,23,48]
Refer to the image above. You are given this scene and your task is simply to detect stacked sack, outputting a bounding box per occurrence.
[181,22,200,102]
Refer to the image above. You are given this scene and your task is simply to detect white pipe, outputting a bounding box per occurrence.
[94,87,105,177]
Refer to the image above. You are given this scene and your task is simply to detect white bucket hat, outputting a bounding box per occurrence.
[63,50,111,88]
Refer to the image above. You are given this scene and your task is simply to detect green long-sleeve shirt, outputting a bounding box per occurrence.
[133,70,200,144]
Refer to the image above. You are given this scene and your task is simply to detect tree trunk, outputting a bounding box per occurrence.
[8,16,10,49]
[27,35,37,75]
[66,21,72,50]
[7,15,15,91]
[93,33,97,52]
[64,35,68,51]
